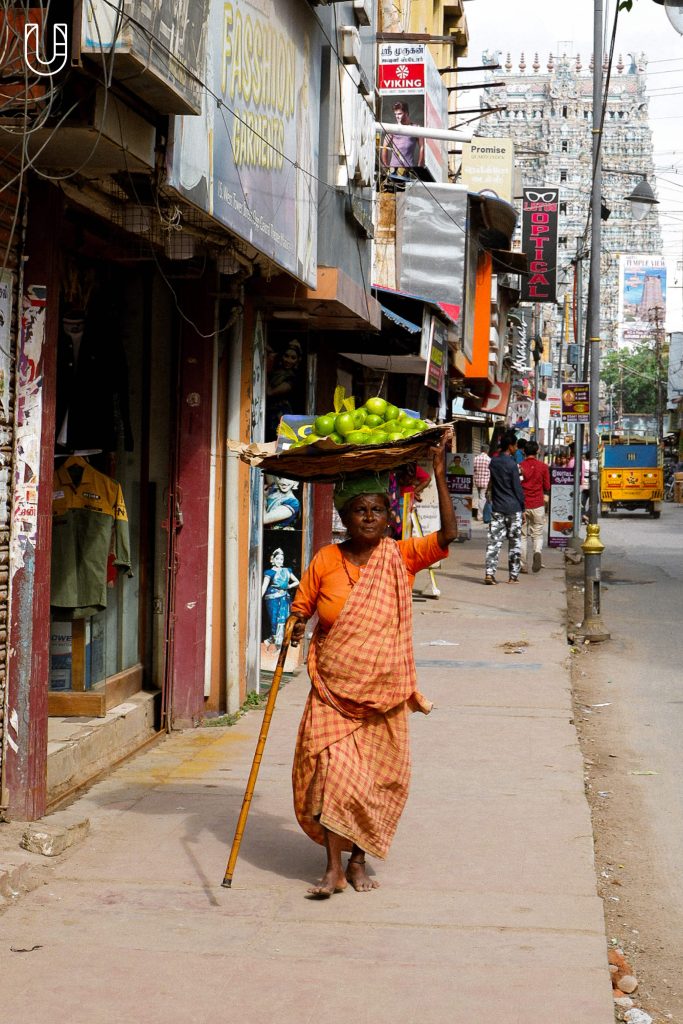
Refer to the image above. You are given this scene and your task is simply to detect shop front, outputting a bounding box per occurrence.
[2,178,221,817]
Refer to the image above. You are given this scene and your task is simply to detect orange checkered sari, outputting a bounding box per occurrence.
[292,537,431,859]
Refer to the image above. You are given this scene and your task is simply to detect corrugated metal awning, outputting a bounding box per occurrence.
[373,284,460,326]
[379,304,421,334]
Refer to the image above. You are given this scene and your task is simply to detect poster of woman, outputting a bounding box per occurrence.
[262,547,300,648]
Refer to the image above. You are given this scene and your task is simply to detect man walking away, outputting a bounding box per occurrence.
[519,441,551,574]
[485,431,525,585]
[515,438,527,464]
[472,448,491,520]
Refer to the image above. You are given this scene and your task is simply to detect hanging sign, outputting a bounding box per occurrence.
[520,187,559,303]
[561,382,590,423]
[424,317,447,392]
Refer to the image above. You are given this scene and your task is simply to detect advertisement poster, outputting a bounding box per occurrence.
[168,0,321,287]
[0,271,13,421]
[446,452,473,541]
[460,137,514,202]
[562,382,590,424]
[547,386,562,423]
[548,466,575,549]
[520,188,559,303]
[378,42,447,182]
[617,255,667,347]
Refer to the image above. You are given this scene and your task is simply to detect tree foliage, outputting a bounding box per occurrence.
[601,343,668,414]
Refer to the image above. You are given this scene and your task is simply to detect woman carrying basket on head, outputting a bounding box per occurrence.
[290,432,458,897]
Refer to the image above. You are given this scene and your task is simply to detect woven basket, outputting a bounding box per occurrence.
[227,425,450,482]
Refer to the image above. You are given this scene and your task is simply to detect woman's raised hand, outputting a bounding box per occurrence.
[290,617,307,648]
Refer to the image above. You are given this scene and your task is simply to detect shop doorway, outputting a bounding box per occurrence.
[47,254,174,803]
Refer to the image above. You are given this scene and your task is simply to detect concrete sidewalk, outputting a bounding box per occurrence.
[0,529,614,1024]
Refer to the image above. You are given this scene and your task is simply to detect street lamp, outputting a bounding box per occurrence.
[652,0,683,34]
[624,178,659,222]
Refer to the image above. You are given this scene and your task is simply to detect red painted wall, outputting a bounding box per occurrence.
[168,276,214,726]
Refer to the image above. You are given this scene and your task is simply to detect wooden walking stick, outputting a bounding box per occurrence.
[222,614,297,888]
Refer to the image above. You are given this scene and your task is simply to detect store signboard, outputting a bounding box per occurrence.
[479,379,511,416]
[461,137,514,202]
[167,0,321,287]
[425,317,447,392]
[617,254,667,347]
[446,452,473,541]
[520,188,559,303]
[561,382,590,423]
[548,466,575,549]
[378,42,447,182]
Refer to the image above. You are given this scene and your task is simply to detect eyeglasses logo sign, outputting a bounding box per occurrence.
[525,190,557,204]
[23,22,68,77]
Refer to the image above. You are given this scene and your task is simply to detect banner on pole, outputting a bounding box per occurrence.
[561,382,590,423]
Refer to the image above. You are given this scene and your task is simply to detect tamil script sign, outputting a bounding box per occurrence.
[461,137,514,203]
[561,382,590,424]
[520,188,559,303]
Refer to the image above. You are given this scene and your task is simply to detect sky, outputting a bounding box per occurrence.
[465,0,683,330]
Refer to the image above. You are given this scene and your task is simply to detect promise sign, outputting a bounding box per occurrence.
[520,188,559,303]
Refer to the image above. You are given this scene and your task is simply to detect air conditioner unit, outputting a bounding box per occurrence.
[353,0,372,25]
[340,25,361,65]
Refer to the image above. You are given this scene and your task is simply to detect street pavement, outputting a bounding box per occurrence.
[0,527,614,1024]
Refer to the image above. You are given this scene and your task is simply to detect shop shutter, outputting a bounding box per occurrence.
[0,154,23,805]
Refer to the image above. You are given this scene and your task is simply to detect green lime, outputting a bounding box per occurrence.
[335,412,356,436]
[364,396,388,417]
[364,414,383,429]
[314,413,337,436]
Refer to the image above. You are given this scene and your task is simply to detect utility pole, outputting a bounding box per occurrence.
[580,0,610,642]
[571,245,585,546]
[652,305,665,439]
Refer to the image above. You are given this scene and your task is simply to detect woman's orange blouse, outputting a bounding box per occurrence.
[291,534,449,635]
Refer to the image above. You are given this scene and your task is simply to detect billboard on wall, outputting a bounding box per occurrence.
[80,0,207,113]
[167,0,321,287]
[378,42,447,182]
[617,255,667,347]
[461,138,514,203]
[520,188,559,303]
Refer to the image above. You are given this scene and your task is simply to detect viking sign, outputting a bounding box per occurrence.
[520,188,559,303]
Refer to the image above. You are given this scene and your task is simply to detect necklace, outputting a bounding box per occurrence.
[340,551,362,587]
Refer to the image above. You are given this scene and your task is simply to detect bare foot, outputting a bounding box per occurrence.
[306,868,347,899]
[346,859,380,892]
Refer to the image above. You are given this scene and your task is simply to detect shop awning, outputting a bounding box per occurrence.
[340,352,428,375]
[379,304,421,334]
[373,284,460,327]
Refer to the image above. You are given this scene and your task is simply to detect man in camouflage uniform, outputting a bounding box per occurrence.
[484,431,525,585]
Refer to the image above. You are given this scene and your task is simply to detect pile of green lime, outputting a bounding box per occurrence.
[291,397,431,448]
